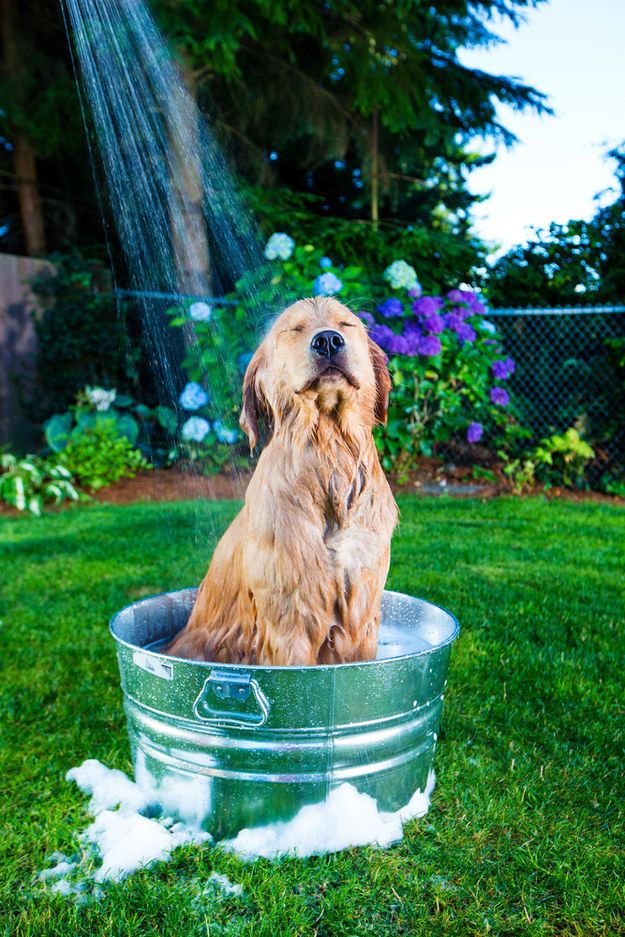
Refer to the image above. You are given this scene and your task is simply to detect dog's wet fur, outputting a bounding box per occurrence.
[165,297,398,665]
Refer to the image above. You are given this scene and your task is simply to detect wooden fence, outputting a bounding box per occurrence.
[0,253,53,450]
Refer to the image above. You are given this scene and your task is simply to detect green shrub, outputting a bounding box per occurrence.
[500,428,595,493]
[58,421,151,491]
[44,386,176,466]
[28,251,140,420]
[167,233,602,490]
[0,451,79,516]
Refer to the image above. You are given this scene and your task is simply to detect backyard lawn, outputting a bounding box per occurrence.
[1,495,623,937]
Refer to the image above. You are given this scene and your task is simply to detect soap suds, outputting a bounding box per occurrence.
[37,759,434,897]
[207,872,244,897]
[223,772,435,860]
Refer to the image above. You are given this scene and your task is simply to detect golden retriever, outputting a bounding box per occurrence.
[166,297,398,665]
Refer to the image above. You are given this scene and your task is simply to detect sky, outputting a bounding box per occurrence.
[460,0,625,255]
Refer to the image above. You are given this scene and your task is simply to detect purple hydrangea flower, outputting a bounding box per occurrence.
[403,317,422,336]
[412,296,444,317]
[417,335,442,357]
[491,357,516,380]
[407,286,422,299]
[369,324,395,351]
[467,422,483,444]
[179,382,209,411]
[386,333,409,355]
[421,312,445,334]
[492,359,508,380]
[378,297,404,318]
[447,288,487,316]
[490,387,510,407]
[444,312,463,332]
[456,322,477,344]
[447,288,467,304]
[313,272,343,296]
[449,304,472,320]
[358,311,375,328]
[402,330,422,356]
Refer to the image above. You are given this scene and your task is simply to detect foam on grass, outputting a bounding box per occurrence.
[66,759,151,814]
[37,759,434,896]
[223,772,436,860]
[85,809,208,882]
[207,872,244,897]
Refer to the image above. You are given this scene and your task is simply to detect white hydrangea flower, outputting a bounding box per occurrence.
[264,232,295,261]
[181,417,211,443]
[85,386,116,412]
[383,260,420,292]
[189,302,212,322]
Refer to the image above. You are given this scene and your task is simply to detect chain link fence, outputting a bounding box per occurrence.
[489,306,625,473]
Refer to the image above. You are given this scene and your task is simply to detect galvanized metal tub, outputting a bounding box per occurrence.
[110,588,459,839]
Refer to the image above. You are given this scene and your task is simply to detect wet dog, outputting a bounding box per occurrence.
[166,297,398,665]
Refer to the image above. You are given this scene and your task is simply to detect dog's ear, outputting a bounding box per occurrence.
[240,346,271,451]
[368,336,392,425]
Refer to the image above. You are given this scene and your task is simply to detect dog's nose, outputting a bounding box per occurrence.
[311,330,345,358]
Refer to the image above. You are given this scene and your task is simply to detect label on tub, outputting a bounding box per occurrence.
[132,650,174,680]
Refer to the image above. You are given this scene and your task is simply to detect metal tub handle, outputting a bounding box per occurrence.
[193,669,270,728]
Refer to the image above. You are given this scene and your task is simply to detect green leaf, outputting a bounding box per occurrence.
[113,394,134,408]
[28,497,43,517]
[154,406,177,435]
[44,413,73,452]
[75,411,98,430]
[115,414,140,446]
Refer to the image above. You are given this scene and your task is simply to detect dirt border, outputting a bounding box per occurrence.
[1,466,623,518]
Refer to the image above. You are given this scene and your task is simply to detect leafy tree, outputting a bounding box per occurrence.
[1,0,549,286]
[155,0,549,282]
[0,0,89,256]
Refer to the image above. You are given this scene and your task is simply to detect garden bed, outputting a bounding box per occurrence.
[92,464,624,507]
[1,462,623,518]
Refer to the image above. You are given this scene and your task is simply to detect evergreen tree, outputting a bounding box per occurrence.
[0,0,89,256]
[155,0,550,281]
[1,0,549,285]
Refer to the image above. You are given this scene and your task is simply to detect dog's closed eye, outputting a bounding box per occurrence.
[339,321,356,328]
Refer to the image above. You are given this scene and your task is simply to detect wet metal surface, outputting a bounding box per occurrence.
[110,589,459,839]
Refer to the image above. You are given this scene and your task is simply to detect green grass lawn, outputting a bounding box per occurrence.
[1,496,624,936]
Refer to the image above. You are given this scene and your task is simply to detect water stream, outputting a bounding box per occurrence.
[61,0,275,556]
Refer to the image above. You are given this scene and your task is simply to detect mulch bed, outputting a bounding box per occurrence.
[1,464,622,518]
[94,464,623,507]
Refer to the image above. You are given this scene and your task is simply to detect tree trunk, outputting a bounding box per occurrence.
[371,108,379,227]
[168,59,211,296]
[12,134,47,256]
[0,0,47,257]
